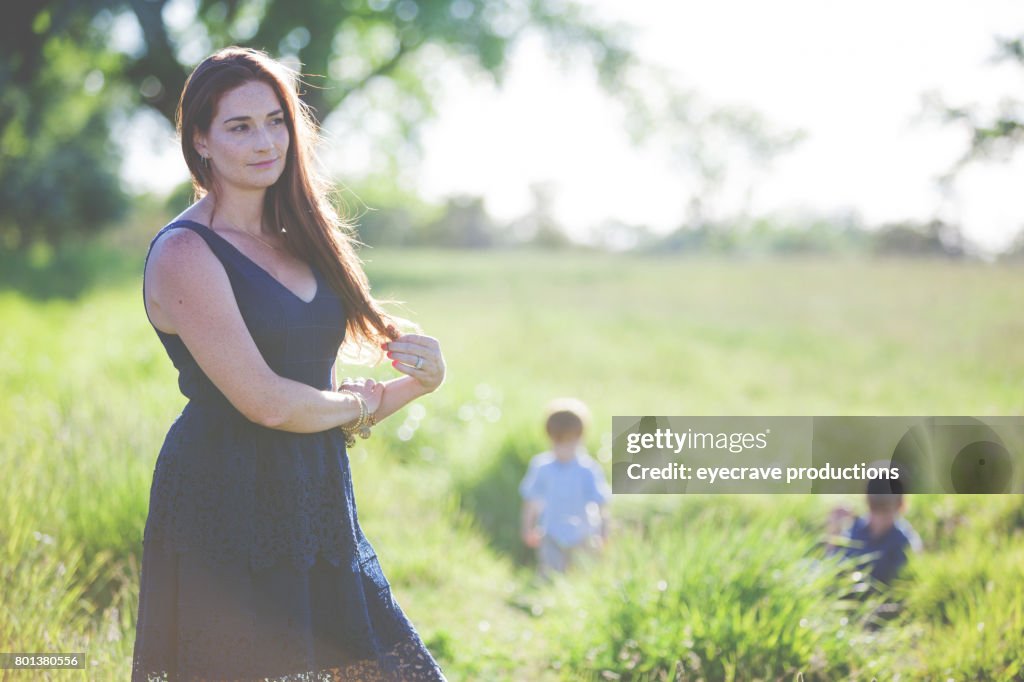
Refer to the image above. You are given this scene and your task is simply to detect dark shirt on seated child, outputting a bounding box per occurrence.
[839,514,922,586]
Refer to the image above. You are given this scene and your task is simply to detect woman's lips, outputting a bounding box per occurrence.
[250,158,278,168]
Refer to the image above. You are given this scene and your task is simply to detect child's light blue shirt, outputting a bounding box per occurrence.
[519,447,611,548]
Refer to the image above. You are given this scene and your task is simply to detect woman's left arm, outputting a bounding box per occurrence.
[341,333,445,423]
[372,375,434,422]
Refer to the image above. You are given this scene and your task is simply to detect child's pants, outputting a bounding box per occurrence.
[537,535,598,578]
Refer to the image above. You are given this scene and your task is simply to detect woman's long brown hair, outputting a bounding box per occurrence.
[176,46,401,358]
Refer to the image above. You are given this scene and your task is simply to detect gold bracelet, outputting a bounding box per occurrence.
[338,389,367,446]
[359,410,378,439]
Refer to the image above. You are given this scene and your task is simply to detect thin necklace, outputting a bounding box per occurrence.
[248,230,285,252]
[215,216,286,252]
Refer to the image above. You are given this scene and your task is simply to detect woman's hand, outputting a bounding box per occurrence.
[383,334,446,393]
[339,377,385,416]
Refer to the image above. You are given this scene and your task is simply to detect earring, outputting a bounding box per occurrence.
[201,155,210,170]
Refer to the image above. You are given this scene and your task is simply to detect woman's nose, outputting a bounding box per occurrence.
[254,124,274,151]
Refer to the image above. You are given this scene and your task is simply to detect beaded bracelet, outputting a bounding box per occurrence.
[337,389,376,447]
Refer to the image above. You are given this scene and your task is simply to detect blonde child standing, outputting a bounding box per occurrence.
[519,398,611,578]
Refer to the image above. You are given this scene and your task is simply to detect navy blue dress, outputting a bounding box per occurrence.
[131,219,446,681]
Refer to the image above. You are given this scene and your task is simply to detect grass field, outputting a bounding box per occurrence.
[2,236,1023,680]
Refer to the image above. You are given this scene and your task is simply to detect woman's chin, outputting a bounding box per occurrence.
[238,174,284,190]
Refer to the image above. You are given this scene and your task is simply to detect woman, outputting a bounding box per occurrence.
[132,46,448,681]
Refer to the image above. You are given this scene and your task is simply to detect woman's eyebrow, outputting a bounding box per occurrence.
[222,108,283,124]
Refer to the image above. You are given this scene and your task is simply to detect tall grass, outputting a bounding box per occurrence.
[2,243,1022,680]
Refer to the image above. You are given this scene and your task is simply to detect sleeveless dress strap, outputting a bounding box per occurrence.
[142,220,238,336]
[145,220,238,269]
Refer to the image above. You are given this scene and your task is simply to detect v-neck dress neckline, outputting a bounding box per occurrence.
[172,219,320,305]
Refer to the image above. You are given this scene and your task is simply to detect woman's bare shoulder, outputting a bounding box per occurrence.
[147,225,227,298]
[150,225,211,269]
[151,203,217,263]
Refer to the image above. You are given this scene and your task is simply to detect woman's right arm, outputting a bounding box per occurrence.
[147,228,380,433]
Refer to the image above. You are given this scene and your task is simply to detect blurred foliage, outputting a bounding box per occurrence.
[148,171,984,259]
[507,182,572,249]
[653,214,869,257]
[924,33,1024,179]
[10,2,1011,259]
[652,215,969,259]
[3,0,639,147]
[0,5,131,250]
[998,225,1024,263]
[117,0,638,128]
[869,219,966,259]
[618,68,809,228]
[0,240,138,300]
[2,0,639,251]
[2,1,823,258]
[417,194,500,247]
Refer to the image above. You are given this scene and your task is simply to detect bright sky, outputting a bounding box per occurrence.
[121,0,1024,254]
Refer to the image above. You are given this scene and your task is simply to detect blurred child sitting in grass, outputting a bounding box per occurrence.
[519,398,611,578]
[826,473,923,591]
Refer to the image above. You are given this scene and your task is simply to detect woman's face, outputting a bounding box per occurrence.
[193,80,290,191]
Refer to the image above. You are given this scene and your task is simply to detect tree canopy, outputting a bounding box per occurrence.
[1,0,636,249]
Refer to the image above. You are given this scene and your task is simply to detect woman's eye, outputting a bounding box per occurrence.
[232,119,282,132]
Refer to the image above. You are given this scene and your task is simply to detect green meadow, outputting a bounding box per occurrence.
[2,239,1023,680]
